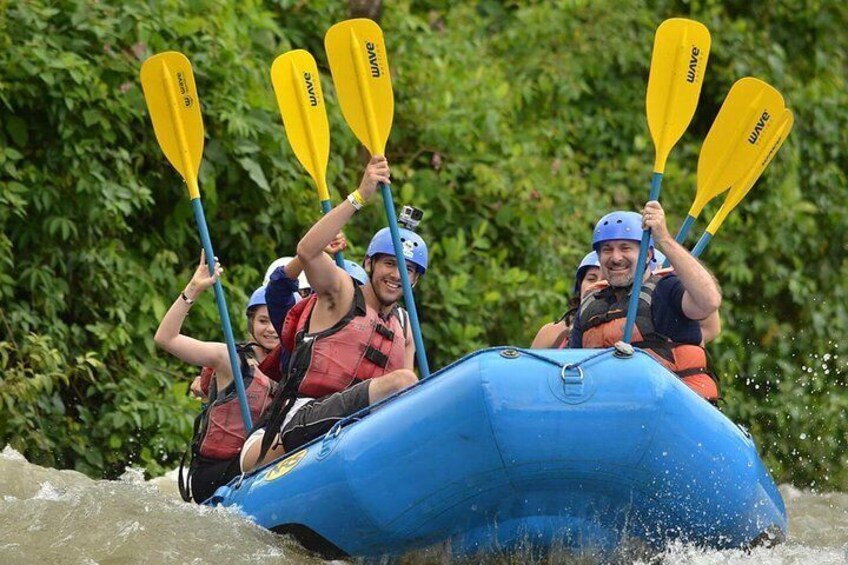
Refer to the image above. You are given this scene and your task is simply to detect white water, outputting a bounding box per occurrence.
[1,446,846,564]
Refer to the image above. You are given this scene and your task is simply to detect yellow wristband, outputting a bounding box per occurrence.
[351,189,366,207]
[347,192,362,211]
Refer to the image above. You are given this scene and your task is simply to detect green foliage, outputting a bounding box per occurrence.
[1,0,847,490]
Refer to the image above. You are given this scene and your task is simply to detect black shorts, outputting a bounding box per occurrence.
[279,380,371,452]
[190,454,240,503]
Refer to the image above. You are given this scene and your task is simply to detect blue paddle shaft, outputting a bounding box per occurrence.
[191,198,253,431]
[664,214,696,268]
[691,231,713,258]
[320,199,346,268]
[675,215,697,244]
[623,172,662,344]
[379,182,431,379]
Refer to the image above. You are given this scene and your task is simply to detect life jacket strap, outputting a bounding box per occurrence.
[364,345,389,368]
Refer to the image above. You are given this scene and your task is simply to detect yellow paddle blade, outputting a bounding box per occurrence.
[689,77,786,218]
[271,50,331,201]
[140,52,204,198]
[325,18,394,155]
[706,108,794,235]
[646,18,711,173]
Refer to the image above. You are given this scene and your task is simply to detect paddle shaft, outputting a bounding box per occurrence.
[674,214,696,244]
[690,231,712,258]
[191,197,253,430]
[623,172,662,344]
[318,199,347,268]
[380,183,431,379]
[663,214,697,267]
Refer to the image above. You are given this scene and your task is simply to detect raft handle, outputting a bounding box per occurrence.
[561,364,584,384]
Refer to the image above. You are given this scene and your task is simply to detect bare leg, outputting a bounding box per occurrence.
[240,429,286,473]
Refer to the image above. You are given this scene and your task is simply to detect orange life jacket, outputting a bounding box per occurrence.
[578,275,720,403]
[287,283,407,398]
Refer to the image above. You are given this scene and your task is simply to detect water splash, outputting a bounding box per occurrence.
[1,448,846,564]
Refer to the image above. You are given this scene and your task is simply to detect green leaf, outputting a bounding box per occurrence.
[237,157,270,192]
[6,116,28,147]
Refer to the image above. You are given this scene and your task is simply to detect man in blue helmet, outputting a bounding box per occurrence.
[241,156,425,471]
[571,202,723,402]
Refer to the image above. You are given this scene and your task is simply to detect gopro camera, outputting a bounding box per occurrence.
[398,205,424,231]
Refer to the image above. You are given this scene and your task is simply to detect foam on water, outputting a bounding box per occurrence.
[1,446,846,564]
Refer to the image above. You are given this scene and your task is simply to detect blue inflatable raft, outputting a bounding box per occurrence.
[209,346,787,558]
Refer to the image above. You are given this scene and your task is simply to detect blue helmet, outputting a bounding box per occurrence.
[246,285,267,333]
[574,251,600,296]
[592,211,652,252]
[344,260,368,285]
[365,227,428,274]
[247,286,266,314]
[651,249,667,271]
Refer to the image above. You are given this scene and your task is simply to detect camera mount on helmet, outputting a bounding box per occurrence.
[398,205,424,231]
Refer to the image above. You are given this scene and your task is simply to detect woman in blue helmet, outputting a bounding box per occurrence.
[241,156,426,472]
[154,251,281,502]
[531,251,602,349]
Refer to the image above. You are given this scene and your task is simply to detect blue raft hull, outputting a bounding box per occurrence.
[210,347,787,557]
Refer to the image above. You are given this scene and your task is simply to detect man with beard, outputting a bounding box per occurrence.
[240,155,424,471]
[570,202,722,403]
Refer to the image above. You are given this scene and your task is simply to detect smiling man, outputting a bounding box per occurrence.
[240,156,425,471]
[569,204,723,403]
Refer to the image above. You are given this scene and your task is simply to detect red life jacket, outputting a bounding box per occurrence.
[287,283,407,398]
[281,295,315,354]
[256,343,284,383]
[195,346,276,460]
[578,275,720,403]
[179,344,277,502]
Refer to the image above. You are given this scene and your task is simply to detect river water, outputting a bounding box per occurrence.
[1,446,846,564]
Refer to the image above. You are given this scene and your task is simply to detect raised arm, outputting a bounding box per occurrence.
[154,251,230,374]
[643,201,722,321]
[296,155,389,298]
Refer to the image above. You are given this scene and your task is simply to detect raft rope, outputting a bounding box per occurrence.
[321,347,625,441]
[515,346,620,372]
